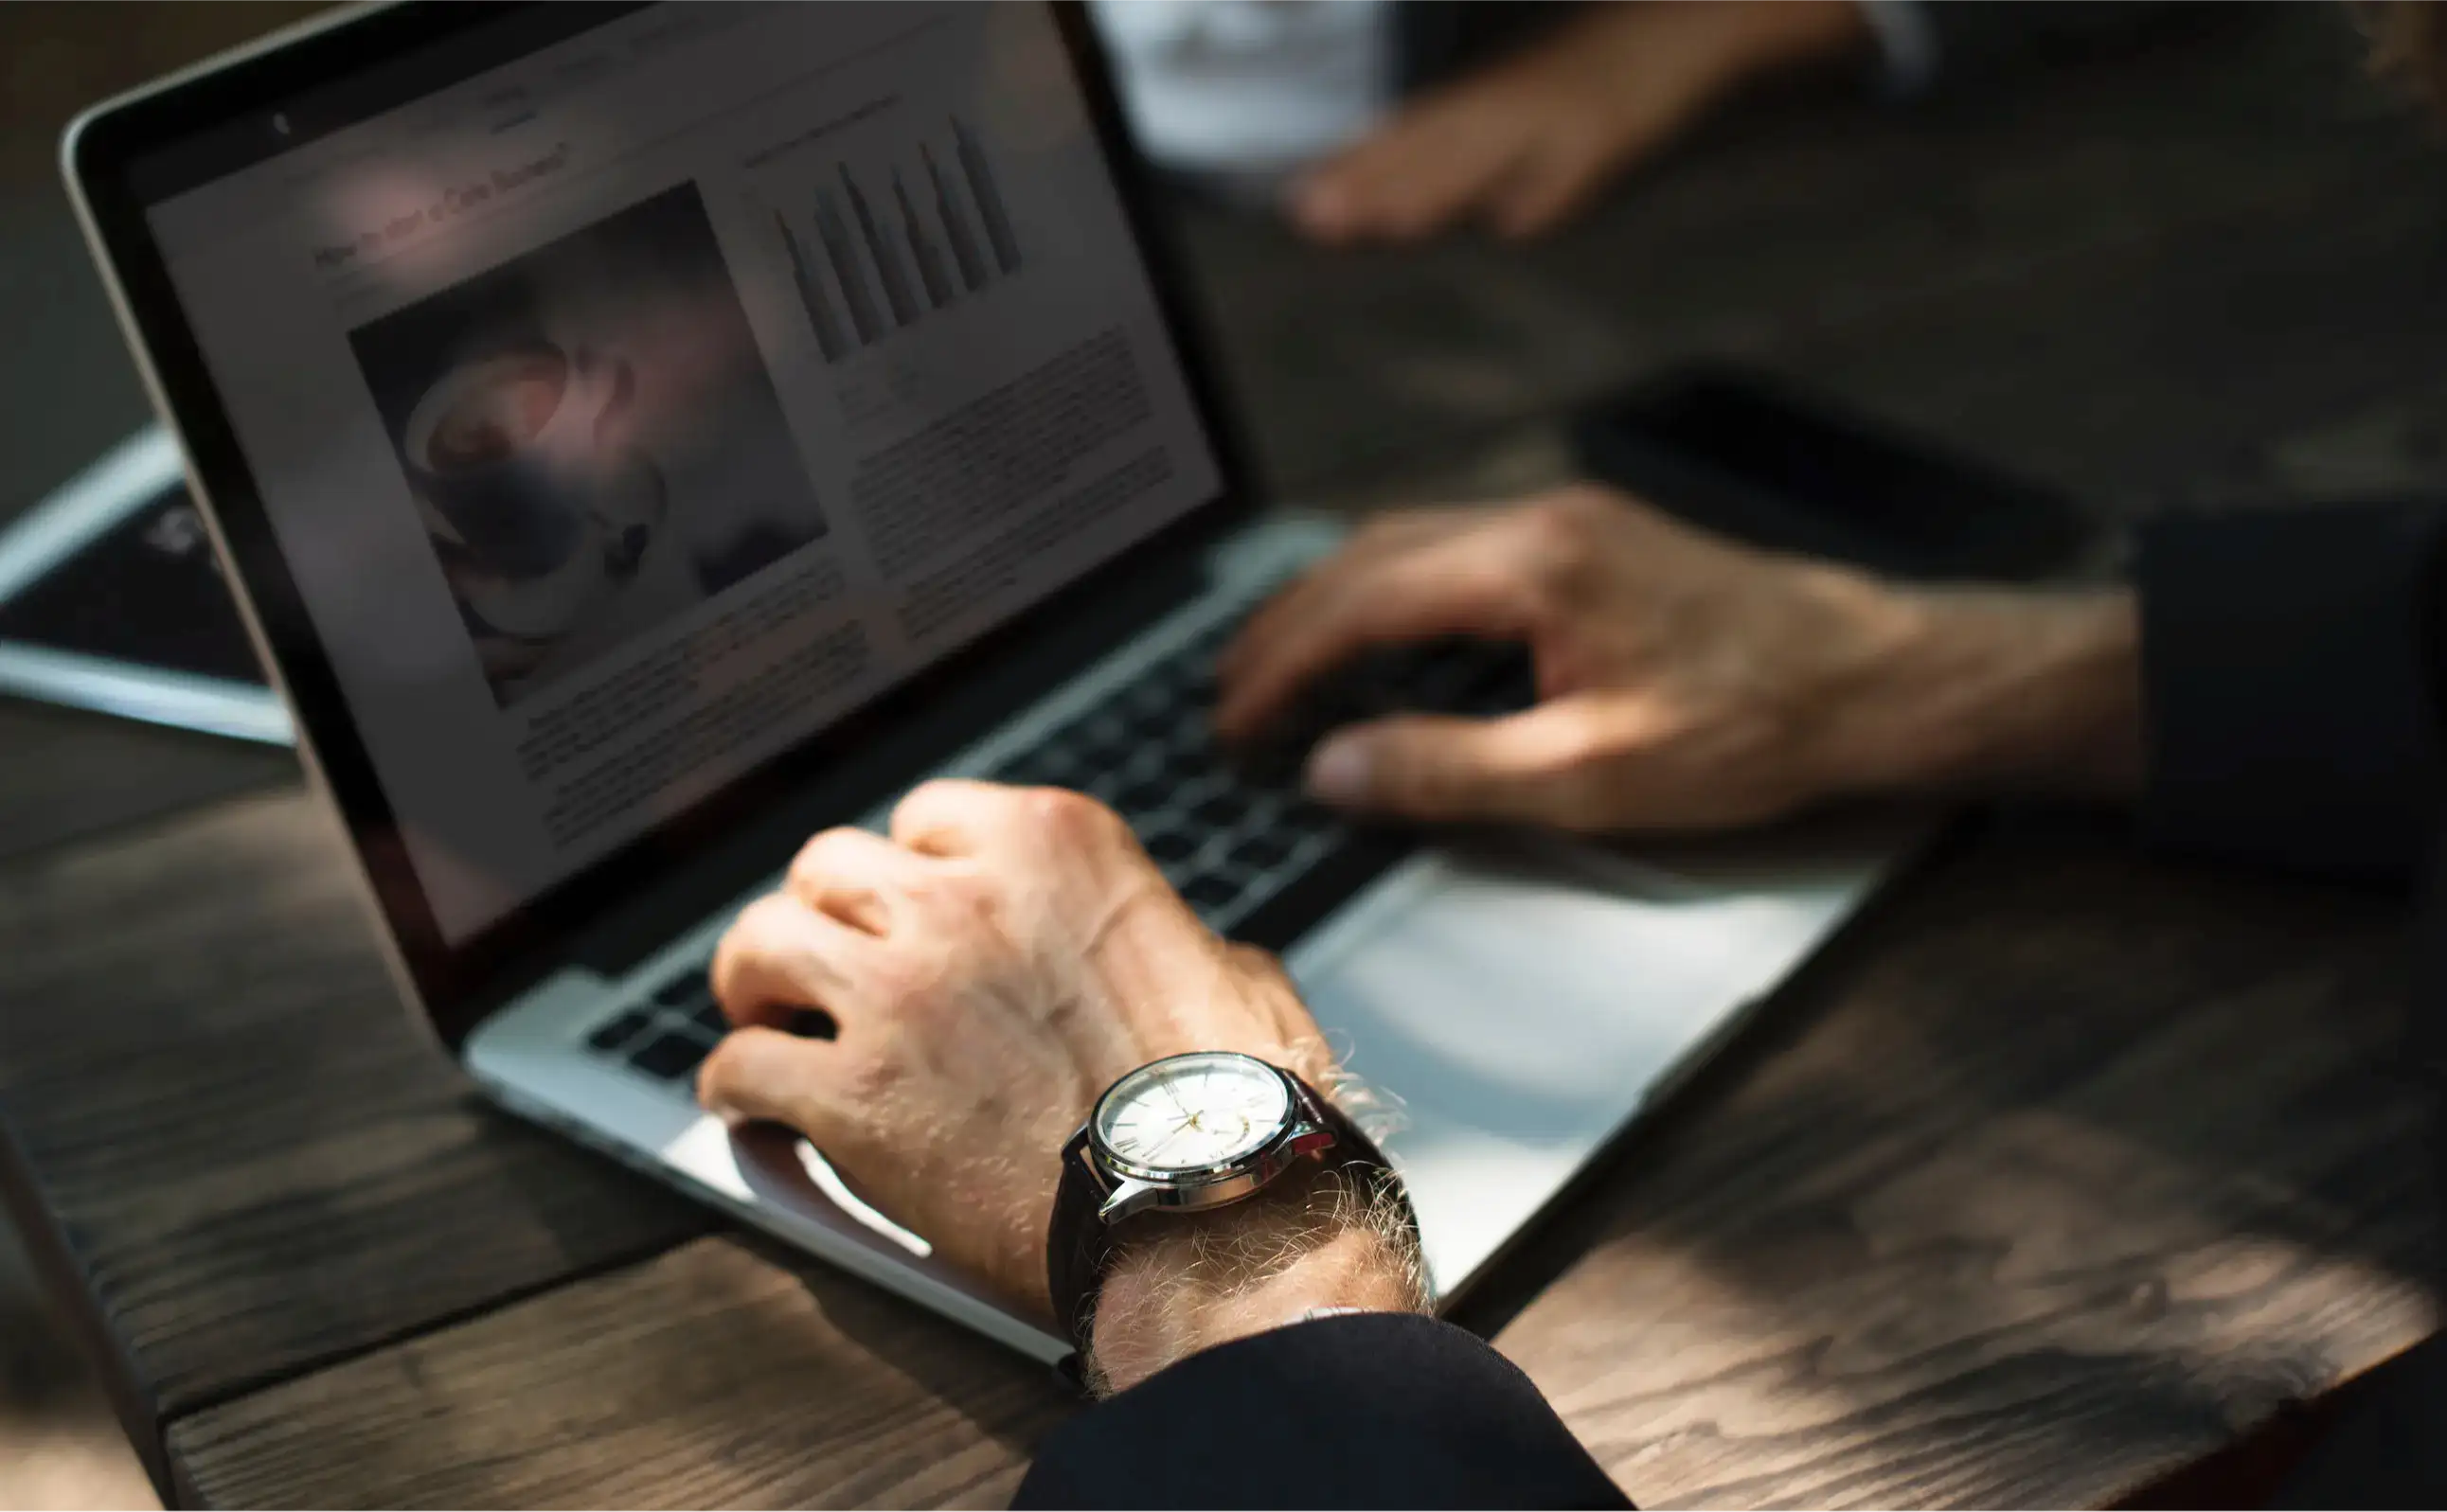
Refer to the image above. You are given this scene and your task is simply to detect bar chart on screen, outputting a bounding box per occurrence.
[766,115,1026,365]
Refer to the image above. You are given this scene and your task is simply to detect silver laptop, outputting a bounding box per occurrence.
[65,1,1906,1362]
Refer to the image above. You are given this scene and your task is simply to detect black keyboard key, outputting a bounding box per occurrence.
[785,1007,839,1041]
[1166,650,1219,697]
[652,971,707,1008]
[1189,791,1248,829]
[1157,730,1219,774]
[1182,874,1244,913]
[627,1032,710,1081]
[995,751,1071,788]
[1225,746,1298,791]
[1230,832,1295,872]
[1121,707,1181,747]
[585,1009,652,1054]
[1075,713,1132,757]
[1454,645,1537,714]
[1406,641,1483,703]
[688,1000,727,1037]
[1227,639,1537,785]
[1277,799,1340,838]
[1145,828,1200,864]
[1112,777,1177,817]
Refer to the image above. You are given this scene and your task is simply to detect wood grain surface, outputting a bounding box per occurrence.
[0,792,707,1477]
[1480,818,2436,1508]
[0,701,295,863]
[169,1236,1071,1510]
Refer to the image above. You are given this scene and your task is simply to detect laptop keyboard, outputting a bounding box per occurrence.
[582,966,729,1085]
[583,615,1535,1088]
[990,617,1340,929]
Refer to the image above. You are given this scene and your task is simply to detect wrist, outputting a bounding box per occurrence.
[1085,1161,1427,1396]
[1815,573,2144,801]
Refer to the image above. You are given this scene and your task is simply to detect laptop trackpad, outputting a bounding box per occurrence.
[1283,835,1886,1294]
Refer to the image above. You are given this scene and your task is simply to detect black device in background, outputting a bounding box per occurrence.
[1569,365,2101,583]
[0,429,287,743]
[0,476,261,684]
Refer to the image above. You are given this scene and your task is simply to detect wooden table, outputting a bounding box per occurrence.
[3,6,2441,1505]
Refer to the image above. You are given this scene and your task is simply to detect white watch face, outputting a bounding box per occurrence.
[1095,1052,1294,1177]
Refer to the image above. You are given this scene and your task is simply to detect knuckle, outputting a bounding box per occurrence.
[1545,725,1630,820]
[1543,710,1616,772]
[718,891,787,952]
[893,778,961,826]
[696,1034,747,1089]
[891,857,1003,934]
[708,895,785,998]
[1519,491,1601,558]
[706,938,743,1005]
[939,866,1002,916]
[785,827,860,887]
[1517,717,1617,806]
[1226,942,1291,984]
[1020,785,1118,844]
[1511,495,1612,609]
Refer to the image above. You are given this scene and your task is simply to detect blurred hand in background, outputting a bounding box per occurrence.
[1217,485,2143,831]
[1290,1,1873,243]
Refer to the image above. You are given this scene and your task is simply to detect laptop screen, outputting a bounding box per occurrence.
[128,3,1224,948]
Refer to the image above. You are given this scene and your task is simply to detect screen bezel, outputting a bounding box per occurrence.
[66,1,1262,1039]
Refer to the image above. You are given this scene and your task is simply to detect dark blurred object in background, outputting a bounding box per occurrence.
[0,4,327,525]
[0,3,326,185]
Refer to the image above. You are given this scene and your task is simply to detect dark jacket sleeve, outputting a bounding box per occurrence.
[2137,502,2447,885]
[1014,1311,1631,1510]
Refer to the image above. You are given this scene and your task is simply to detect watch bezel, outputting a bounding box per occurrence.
[1087,1050,1303,1186]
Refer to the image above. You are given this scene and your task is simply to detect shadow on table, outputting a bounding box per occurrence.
[1441,805,2438,1504]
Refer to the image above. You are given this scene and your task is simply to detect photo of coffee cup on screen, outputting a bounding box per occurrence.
[350,183,829,707]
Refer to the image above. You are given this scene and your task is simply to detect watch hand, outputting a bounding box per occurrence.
[1142,1124,1195,1164]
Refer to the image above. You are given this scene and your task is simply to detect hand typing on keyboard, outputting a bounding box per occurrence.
[1215,486,2142,831]
[694,779,1419,1360]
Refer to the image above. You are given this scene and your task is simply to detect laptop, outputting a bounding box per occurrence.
[65,1,1908,1363]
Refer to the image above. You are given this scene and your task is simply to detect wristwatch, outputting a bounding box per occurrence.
[1045,1050,1410,1358]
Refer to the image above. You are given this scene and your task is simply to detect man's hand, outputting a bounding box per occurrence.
[696,780,1417,1374]
[1216,485,2144,831]
[1291,0,1869,244]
